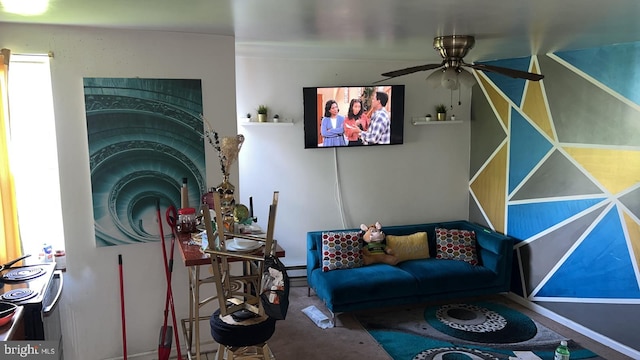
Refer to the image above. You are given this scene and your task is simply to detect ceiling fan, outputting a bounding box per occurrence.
[377,35,544,85]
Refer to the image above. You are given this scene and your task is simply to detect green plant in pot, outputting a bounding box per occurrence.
[257,105,268,122]
[436,104,447,121]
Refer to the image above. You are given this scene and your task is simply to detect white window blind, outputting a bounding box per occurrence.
[7,54,65,262]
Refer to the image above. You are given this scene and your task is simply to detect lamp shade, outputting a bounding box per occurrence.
[426,69,445,88]
[426,67,476,90]
[458,68,477,88]
[441,68,459,90]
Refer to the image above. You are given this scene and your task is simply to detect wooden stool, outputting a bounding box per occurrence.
[204,191,279,360]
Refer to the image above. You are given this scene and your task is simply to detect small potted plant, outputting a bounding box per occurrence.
[273,114,280,123]
[435,104,447,121]
[257,105,268,123]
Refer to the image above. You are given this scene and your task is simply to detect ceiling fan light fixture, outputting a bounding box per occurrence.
[425,69,445,88]
[441,68,459,90]
[458,68,477,88]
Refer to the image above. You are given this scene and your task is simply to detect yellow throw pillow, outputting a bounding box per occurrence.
[386,232,430,263]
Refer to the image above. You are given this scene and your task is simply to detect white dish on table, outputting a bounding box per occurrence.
[226,238,262,252]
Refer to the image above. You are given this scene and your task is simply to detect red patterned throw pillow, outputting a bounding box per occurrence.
[321,231,363,272]
[435,227,478,265]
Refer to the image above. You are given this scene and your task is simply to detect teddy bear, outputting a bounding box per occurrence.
[360,222,398,266]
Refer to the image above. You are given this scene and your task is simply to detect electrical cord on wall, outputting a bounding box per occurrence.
[333,147,348,229]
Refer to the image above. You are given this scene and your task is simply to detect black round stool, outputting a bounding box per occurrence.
[210,309,277,359]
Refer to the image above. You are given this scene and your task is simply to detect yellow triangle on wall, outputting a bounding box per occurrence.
[564,147,640,194]
[522,63,555,141]
[471,144,508,233]
[479,75,510,130]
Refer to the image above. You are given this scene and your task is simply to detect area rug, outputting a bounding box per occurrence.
[355,301,603,360]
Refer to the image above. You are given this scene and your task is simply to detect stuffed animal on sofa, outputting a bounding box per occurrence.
[360,222,398,266]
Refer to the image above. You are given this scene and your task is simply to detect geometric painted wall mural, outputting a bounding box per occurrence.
[83,78,204,247]
[469,43,640,354]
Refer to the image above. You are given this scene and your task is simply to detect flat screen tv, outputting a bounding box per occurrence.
[303,85,405,149]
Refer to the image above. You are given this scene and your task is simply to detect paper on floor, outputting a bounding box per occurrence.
[511,351,543,360]
[301,305,334,329]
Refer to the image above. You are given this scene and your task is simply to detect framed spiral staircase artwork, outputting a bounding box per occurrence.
[83,78,205,247]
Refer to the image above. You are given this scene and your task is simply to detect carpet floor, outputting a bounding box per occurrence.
[266,286,632,360]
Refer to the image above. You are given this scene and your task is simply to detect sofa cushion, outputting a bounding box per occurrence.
[435,227,478,265]
[309,264,418,310]
[385,232,430,263]
[399,258,498,295]
[321,231,363,272]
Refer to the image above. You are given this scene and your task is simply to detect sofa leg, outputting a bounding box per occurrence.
[307,287,311,297]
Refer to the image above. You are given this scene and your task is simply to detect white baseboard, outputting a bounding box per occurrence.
[505,293,640,359]
[102,349,156,360]
[102,346,192,360]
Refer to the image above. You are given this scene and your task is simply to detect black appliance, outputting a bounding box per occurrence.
[0,262,63,359]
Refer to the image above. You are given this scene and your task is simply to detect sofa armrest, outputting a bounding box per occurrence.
[474,227,513,276]
[307,231,322,279]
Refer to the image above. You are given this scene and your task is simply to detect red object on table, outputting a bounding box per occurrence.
[177,232,285,267]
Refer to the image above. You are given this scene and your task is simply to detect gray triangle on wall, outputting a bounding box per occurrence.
[511,150,603,201]
[518,203,607,295]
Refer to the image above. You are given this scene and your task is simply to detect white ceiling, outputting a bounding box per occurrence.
[2,0,640,65]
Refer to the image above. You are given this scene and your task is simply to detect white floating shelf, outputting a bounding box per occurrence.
[411,117,463,125]
[239,119,294,126]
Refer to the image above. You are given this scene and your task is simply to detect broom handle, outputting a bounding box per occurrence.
[168,230,183,360]
[161,203,183,360]
[119,254,127,360]
[156,200,171,345]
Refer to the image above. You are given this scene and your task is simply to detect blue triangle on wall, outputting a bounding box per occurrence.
[476,57,531,105]
[507,198,605,240]
[555,43,640,106]
[508,110,553,194]
[537,205,640,298]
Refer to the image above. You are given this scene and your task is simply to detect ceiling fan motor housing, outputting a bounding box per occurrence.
[434,35,475,68]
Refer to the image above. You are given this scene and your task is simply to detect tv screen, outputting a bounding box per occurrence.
[303,85,405,149]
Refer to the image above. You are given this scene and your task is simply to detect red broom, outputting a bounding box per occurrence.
[157,201,183,360]
[118,254,128,360]
[156,200,172,360]
[165,205,183,360]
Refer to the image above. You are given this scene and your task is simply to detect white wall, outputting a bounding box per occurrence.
[1,24,237,359]
[235,56,473,266]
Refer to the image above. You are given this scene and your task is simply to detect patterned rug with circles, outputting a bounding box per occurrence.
[355,301,602,360]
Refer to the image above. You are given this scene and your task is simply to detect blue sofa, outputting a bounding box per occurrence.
[306,220,513,315]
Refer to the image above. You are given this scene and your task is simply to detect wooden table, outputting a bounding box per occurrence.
[177,233,285,360]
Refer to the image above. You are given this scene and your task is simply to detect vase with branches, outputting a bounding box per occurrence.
[201,114,245,230]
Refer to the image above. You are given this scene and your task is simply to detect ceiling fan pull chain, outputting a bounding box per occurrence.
[458,87,461,106]
[450,89,454,109]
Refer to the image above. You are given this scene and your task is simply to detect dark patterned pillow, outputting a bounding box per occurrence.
[435,227,478,265]
[321,231,363,272]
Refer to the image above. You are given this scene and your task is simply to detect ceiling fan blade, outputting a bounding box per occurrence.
[380,61,445,78]
[465,63,544,81]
